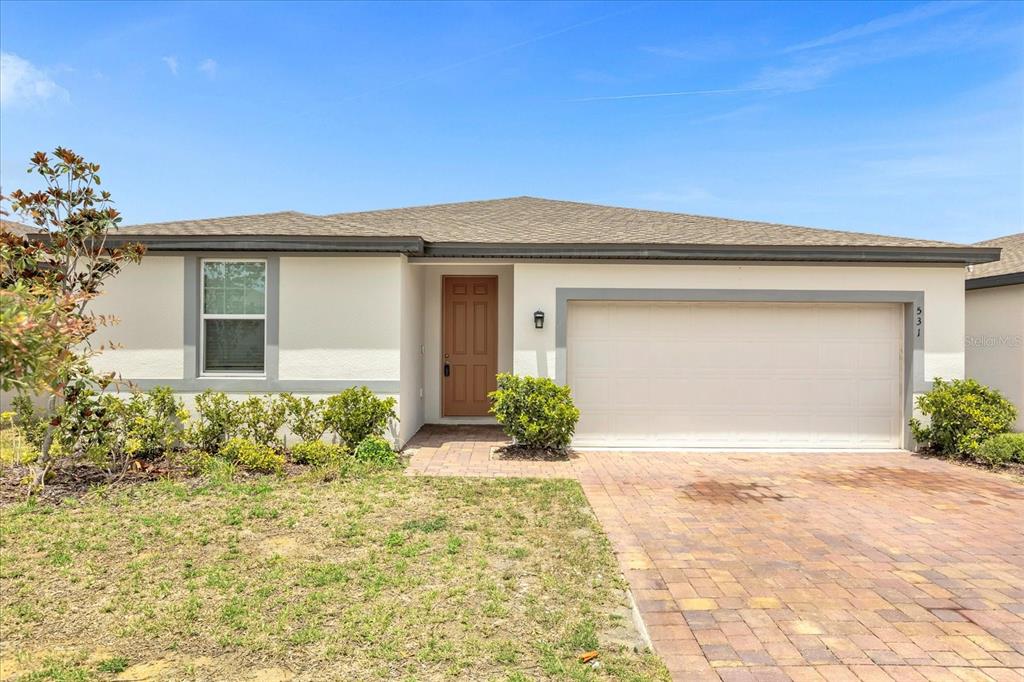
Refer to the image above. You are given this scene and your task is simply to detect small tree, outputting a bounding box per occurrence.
[1,148,144,486]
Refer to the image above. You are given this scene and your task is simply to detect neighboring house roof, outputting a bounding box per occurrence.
[0,219,38,236]
[967,232,1024,289]
[113,196,998,264]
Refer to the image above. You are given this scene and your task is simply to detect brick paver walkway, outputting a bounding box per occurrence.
[405,425,1024,681]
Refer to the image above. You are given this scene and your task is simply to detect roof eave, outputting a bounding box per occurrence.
[103,234,425,254]
[423,242,1001,264]
[966,271,1024,290]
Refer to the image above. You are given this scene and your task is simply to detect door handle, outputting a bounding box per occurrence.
[444,363,450,377]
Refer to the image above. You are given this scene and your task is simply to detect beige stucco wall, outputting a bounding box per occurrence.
[278,256,401,381]
[419,263,514,423]
[90,257,185,379]
[399,257,425,444]
[966,284,1024,431]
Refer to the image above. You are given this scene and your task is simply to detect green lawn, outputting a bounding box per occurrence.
[0,466,668,681]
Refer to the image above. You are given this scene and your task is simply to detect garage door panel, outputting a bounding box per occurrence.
[859,340,901,372]
[858,379,900,410]
[775,341,819,370]
[608,303,651,333]
[572,339,616,370]
[813,379,857,409]
[567,301,903,449]
[611,376,651,406]
[818,341,862,371]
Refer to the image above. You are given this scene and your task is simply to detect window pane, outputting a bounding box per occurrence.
[204,319,265,372]
[204,261,265,315]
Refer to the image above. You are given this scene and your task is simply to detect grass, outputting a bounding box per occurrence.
[0,464,668,681]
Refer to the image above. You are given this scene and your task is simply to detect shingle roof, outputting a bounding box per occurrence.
[0,219,38,236]
[324,196,964,248]
[117,211,361,237]
[970,233,1024,279]
[119,196,964,249]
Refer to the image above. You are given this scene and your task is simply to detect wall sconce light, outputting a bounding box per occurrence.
[534,310,545,329]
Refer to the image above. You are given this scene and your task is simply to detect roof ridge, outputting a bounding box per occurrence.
[123,210,315,229]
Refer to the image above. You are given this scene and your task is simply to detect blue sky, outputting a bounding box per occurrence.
[1,1,1021,243]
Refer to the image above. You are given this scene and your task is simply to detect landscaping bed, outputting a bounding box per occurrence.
[0,468,667,681]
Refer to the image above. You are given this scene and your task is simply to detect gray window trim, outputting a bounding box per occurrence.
[554,287,926,450]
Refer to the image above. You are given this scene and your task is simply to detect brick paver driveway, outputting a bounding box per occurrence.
[406,426,1024,681]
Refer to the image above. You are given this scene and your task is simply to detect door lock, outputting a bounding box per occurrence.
[444,363,450,377]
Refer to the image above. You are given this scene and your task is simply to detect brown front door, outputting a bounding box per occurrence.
[443,276,498,416]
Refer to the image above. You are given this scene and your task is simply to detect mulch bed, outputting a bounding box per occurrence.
[911,448,1024,482]
[492,444,575,461]
[0,460,185,506]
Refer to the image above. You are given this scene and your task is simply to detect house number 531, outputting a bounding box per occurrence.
[915,305,922,338]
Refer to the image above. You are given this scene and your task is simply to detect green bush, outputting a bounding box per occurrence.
[102,387,186,459]
[11,395,46,449]
[910,378,1017,457]
[353,435,397,466]
[219,436,285,474]
[236,395,287,448]
[322,387,397,448]
[183,391,240,453]
[280,393,327,442]
[291,440,348,467]
[488,373,580,451]
[974,433,1024,467]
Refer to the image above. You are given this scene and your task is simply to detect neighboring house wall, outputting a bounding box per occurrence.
[512,261,967,423]
[966,284,1024,431]
[419,263,514,423]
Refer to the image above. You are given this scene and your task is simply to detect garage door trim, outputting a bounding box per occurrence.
[554,288,925,449]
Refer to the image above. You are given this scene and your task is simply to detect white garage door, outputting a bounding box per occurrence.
[567,301,903,449]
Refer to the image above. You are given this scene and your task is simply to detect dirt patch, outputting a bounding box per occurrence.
[114,655,215,680]
[492,444,575,461]
[257,535,318,559]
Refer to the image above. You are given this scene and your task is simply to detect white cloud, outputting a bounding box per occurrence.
[198,58,217,78]
[0,52,69,107]
[783,1,973,53]
[641,38,736,61]
[162,56,178,75]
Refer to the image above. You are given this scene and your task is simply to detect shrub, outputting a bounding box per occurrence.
[183,391,240,453]
[11,396,46,450]
[322,387,397,448]
[974,433,1024,467]
[291,440,348,467]
[280,393,327,442]
[236,395,287,448]
[352,435,397,466]
[488,373,580,451]
[0,410,38,465]
[105,387,186,459]
[910,378,1017,457]
[219,436,285,474]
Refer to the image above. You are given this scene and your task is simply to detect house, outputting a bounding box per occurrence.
[85,196,999,450]
[0,219,36,237]
[966,233,1024,431]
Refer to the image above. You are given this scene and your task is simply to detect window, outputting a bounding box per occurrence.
[201,259,266,374]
